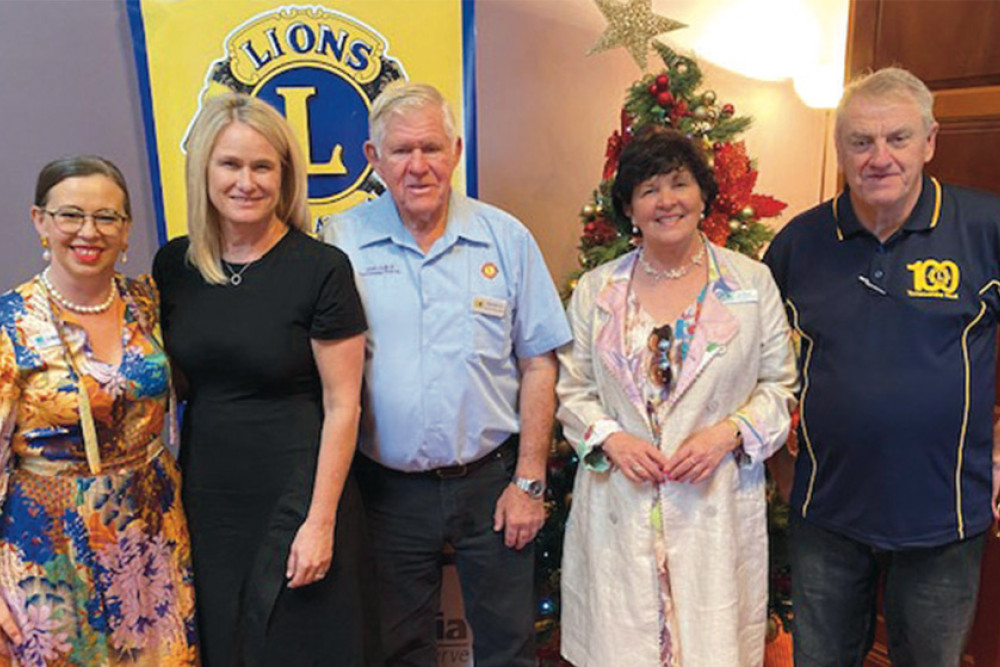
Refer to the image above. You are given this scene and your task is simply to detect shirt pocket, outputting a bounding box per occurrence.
[469,296,513,360]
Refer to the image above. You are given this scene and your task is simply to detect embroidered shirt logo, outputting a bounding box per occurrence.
[481,262,498,279]
[359,263,400,277]
[906,259,960,300]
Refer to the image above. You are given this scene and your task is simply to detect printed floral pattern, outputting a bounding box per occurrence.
[0,276,198,665]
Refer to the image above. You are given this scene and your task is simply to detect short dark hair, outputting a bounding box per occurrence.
[34,155,132,219]
[610,127,717,228]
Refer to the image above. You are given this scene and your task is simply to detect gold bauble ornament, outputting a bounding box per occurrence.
[741,205,756,218]
[589,0,687,70]
[582,203,596,219]
[729,219,741,231]
[766,614,779,642]
[692,105,709,120]
[701,90,717,106]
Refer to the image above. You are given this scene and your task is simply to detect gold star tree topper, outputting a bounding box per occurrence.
[589,0,686,70]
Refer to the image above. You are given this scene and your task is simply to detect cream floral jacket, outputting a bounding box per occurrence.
[556,244,797,667]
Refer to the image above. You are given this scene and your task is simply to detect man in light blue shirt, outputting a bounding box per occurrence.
[322,81,570,667]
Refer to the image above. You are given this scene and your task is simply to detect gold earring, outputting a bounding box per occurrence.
[41,237,51,262]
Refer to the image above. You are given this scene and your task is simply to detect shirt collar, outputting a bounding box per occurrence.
[355,191,492,251]
[833,174,942,241]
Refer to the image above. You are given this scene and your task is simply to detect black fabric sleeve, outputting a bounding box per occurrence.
[762,227,789,298]
[310,245,367,340]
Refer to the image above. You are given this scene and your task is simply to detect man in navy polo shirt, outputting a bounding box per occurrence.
[765,67,1000,666]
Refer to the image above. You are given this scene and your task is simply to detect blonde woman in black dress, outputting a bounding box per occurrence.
[153,94,376,666]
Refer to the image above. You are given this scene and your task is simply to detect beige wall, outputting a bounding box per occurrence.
[475,0,840,287]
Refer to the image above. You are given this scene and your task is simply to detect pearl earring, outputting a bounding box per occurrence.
[41,237,51,262]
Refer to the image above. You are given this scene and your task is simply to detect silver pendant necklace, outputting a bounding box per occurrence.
[638,242,705,281]
[223,260,255,286]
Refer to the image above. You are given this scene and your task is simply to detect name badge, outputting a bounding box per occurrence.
[719,289,758,304]
[472,296,507,318]
[32,332,61,348]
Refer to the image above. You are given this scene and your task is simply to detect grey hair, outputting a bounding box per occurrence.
[836,66,936,138]
[368,81,457,152]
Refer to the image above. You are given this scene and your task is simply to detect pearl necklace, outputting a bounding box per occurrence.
[40,268,116,314]
[638,242,706,281]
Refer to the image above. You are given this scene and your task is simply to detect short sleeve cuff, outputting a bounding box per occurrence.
[580,419,623,472]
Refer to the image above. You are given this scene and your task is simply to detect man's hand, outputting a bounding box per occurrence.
[493,484,545,550]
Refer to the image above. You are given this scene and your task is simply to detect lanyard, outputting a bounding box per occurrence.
[40,277,120,475]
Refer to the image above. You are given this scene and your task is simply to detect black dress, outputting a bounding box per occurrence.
[153,229,375,666]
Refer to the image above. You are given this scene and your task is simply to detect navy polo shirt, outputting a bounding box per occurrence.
[764,175,1000,549]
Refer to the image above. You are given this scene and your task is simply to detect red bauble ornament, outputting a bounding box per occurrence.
[671,100,688,118]
[655,74,670,91]
[722,103,735,117]
[648,83,658,97]
[656,91,674,108]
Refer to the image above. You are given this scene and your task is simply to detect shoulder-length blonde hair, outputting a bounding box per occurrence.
[184,93,311,284]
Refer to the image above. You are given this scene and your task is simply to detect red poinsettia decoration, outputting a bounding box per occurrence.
[702,141,788,244]
[700,210,732,247]
[602,108,634,181]
[712,141,757,216]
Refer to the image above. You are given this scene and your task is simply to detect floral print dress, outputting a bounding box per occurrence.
[0,275,198,666]
[624,280,708,667]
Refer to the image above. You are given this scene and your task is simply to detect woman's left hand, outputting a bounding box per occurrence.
[662,421,740,484]
[286,518,335,588]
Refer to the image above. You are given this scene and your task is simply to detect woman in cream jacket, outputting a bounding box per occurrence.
[556,128,797,666]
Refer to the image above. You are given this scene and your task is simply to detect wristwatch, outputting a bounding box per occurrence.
[513,476,546,500]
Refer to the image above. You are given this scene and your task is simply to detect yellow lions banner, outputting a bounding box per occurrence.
[127,0,477,244]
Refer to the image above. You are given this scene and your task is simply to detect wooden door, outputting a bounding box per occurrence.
[847,1,1000,664]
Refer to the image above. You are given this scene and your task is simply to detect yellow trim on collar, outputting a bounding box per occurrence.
[928,176,942,229]
[833,193,845,241]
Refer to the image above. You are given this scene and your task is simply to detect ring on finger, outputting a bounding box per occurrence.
[631,464,643,474]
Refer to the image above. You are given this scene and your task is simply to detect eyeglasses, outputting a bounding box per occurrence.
[44,209,128,234]
[648,324,673,389]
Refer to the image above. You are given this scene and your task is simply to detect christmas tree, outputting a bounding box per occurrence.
[535,38,792,665]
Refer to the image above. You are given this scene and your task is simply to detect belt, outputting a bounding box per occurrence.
[426,435,518,479]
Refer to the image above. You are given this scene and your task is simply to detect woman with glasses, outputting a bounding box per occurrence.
[0,156,198,664]
[556,127,797,666]
[152,94,375,665]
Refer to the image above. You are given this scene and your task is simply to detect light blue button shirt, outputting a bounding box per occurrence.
[322,192,571,471]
